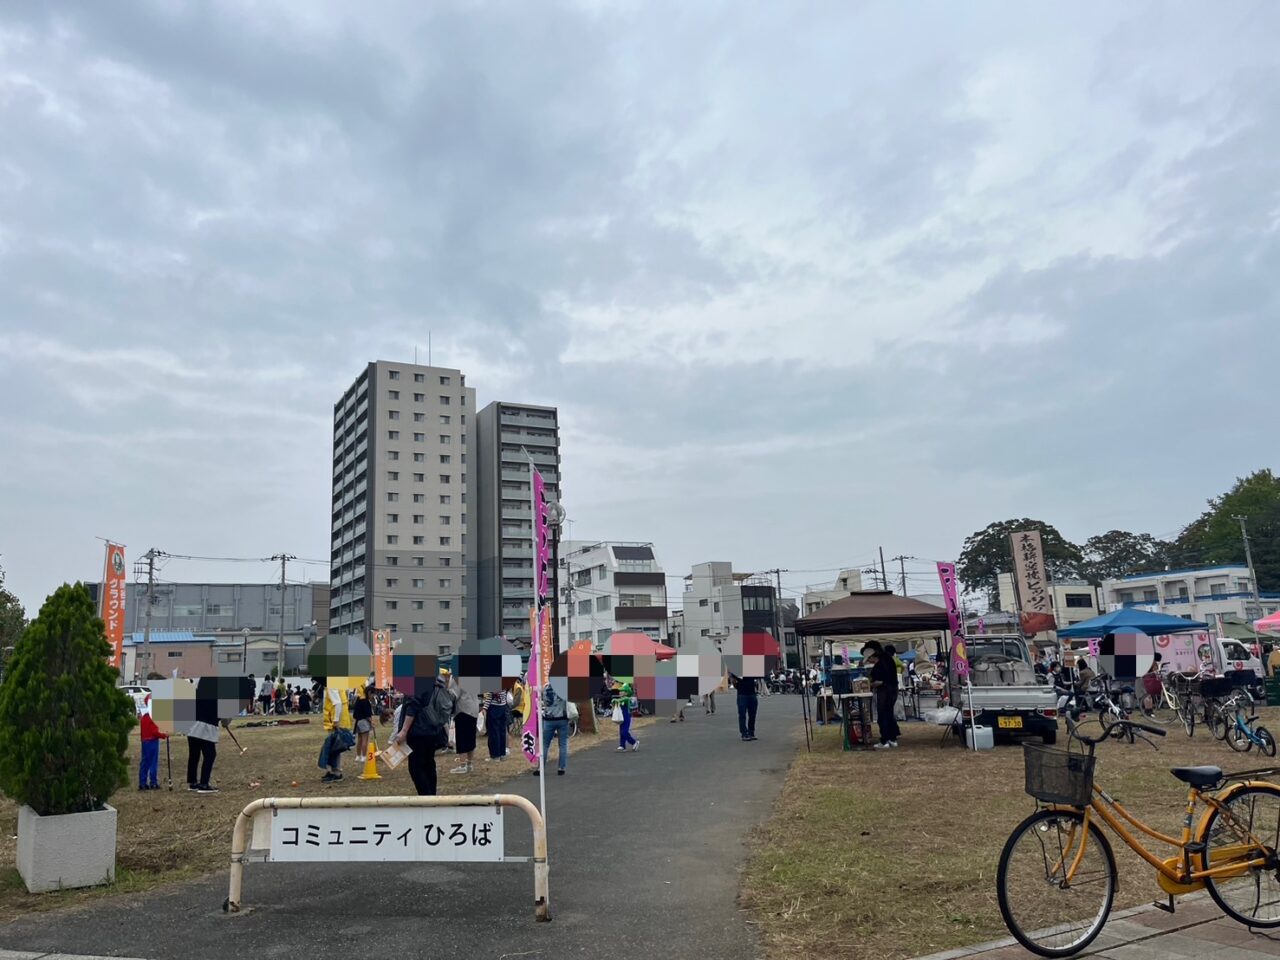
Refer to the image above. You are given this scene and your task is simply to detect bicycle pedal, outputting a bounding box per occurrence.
[1153,897,1176,914]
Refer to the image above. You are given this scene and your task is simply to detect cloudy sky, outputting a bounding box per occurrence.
[2,1,1278,614]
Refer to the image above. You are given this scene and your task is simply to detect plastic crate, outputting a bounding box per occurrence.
[1023,743,1095,807]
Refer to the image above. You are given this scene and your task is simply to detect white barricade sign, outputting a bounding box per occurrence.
[269,806,503,863]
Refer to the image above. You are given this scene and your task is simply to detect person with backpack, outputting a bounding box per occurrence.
[534,683,570,776]
[390,674,455,796]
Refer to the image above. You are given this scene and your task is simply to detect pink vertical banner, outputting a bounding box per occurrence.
[533,468,549,603]
[937,562,969,679]
[521,607,541,764]
[1087,638,1100,657]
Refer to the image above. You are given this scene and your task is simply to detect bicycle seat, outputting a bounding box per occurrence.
[1170,766,1224,788]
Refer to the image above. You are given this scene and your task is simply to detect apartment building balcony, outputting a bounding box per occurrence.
[614,572,665,588]
[502,547,534,560]
[614,605,667,622]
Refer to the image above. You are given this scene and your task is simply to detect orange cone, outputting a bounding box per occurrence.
[357,744,381,781]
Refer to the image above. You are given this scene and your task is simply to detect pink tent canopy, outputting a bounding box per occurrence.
[1255,611,1280,636]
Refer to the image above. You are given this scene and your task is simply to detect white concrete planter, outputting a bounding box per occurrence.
[16,803,117,893]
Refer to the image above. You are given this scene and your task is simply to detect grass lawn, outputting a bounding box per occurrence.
[741,709,1280,960]
[0,711,648,919]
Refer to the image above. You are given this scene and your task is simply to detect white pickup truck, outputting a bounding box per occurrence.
[951,635,1059,744]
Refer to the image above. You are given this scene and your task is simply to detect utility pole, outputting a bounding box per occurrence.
[892,555,908,596]
[272,554,295,677]
[139,548,159,682]
[878,547,889,594]
[1234,515,1263,620]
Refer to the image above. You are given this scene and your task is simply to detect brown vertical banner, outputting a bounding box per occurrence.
[101,543,127,670]
[1010,530,1056,636]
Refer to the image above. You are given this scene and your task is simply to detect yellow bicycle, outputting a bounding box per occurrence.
[997,715,1280,956]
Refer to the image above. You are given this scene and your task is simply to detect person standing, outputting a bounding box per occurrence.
[138,695,167,790]
[866,641,900,749]
[482,690,509,761]
[390,675,454,796]
[449,675,480,775]
[614,682,639,751]
[535,683,570,775]
[702,689,716,714]
[186,720,219,793]
[732,673,759,742]
[319,680,354,782]
[352,685,375,765]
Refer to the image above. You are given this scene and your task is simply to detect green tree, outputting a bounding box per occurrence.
[1171,469,1280,591]
[0,583,135,816]
[1080,530,1171,585]
[0,563,25,676]
[957,519,1083,609]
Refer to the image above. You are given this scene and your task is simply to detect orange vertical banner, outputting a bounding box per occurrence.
[372,629,392,688]
[101,543,126,671]
[539,605,553,688]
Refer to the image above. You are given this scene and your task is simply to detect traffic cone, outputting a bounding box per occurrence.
[357,744,381,781]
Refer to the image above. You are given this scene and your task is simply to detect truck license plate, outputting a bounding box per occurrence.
[998,716,1023,729]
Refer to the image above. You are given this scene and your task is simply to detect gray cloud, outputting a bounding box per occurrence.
[1,0,1278,611]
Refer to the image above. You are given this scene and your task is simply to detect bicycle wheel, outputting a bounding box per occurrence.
[1209,704,1230,741]
[997,809,1116,957]
[1228,721,1254,753]
[1202,784,1280,927]
[1180,700,1196,738]
[1258,726,1277,758]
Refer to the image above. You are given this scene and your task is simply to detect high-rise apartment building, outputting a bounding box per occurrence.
[329,361,476,655]
[476,401,561,645]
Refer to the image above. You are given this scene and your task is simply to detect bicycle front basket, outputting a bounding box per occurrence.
[1023,743,1095,807]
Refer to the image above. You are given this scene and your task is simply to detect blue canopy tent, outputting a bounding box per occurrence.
[1056,608,1208,639]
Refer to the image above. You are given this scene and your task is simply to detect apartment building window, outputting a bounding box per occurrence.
[439,396,450,405]
[387,451,399,460]
[578,599,592,615]
[386,600,398,610]
[461,414,466,425]
[414,393,424,402]
[386,623,398,632]
[619,593,651,607]
[596,596,610,612]
[412,623,424,633]
[1064,593,1094,608]
[441,558,451,567]
[388,371,400,380]
[413,536,425,545]
[414,557,425,566]
[439,578,452,588]
[414,413,425,422]
[413,600,424,610]
[414,373,424,383]
[387,471,399,481]
[388,391,399,400]
[439,435,451,444]
[440,376,451,385]
[597,566,607,581]
[413,514,424,524]
[413,578,425,588]
[387,513,398,523]
[414,432,425,442]
[386,535,399,545]
[414,453,425,463]
[440,415,451,424]
[386,578,398,588]
[574,570,591,587]
[440,537,451,546]
[700,629,710,637]
[713,601,721,612]
[439,474,451,484]
[699,599,708,607]
[438,645,451,656]
[440,495,451,504]
[440,455,451,464]
[439,600,451,609]
[387,492,399,502]
[458,395,466,406]
[439,515,451,525]
[439,623,452,632]
[414,473,424,482]
[386,556,398,566]
[388,430,399,440]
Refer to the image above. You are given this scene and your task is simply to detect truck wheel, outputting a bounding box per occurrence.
[1041,729,1057,745]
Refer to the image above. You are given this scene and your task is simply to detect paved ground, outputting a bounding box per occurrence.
[0,695,801,960]
[917,893,1280,960]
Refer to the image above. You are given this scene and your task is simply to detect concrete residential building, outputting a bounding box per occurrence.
[558,541,669,648]
[86,581,328,638]
[802,569,865,617]
[682,561,778,648]
[476,401,561,646]
[329,361,476,657]
[1101,565,1280,624]
[997,573,1102,631]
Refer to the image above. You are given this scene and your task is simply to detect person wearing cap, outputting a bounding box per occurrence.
[613,681,639,752]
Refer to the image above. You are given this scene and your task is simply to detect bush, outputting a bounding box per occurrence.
[0,583,135,816]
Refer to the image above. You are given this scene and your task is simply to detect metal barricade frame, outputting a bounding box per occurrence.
[225,793,550,921]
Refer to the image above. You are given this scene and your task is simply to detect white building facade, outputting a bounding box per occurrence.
[681,561,778,647]
[1101,565,1280,624]
[997,573,1102,630]
[558,541,669,649]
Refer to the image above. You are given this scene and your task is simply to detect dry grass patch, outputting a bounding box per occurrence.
[0,712,646,920]
[742,710,1280,960]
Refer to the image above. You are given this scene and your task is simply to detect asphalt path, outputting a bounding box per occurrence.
[0,694,802,959]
